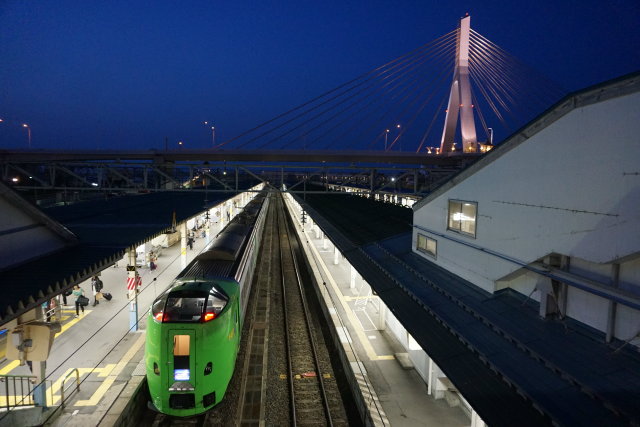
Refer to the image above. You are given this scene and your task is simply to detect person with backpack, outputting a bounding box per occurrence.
[91,276,103,306]
[72,285,86,317]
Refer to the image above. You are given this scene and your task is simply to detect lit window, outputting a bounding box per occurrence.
[417,233,437,258]
[448,200,477,237]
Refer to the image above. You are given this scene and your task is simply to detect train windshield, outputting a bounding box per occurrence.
[153,287,228,323]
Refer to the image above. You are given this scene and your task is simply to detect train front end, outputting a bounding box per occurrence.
[145,278,241,416]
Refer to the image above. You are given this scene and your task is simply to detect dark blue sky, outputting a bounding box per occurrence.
[1,1,638,151]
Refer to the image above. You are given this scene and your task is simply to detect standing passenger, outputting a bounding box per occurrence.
[91,276,102,306]
[72,285,85,317]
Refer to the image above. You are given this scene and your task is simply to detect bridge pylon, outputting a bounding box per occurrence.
[439,14,479,154]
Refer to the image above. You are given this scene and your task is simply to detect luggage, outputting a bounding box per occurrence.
[102,292,113,301]
[77,295,90,307]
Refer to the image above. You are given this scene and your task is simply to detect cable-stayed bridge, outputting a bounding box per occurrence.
[0,15,565,199]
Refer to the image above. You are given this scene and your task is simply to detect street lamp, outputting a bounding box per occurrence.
[203,121,216,147]
[22,123,31,149]
[385,129,389,150]
[178,140,183,150]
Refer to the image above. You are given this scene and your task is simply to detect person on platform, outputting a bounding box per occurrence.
[187,234,194,250]
[149,251,157,271]
[72,284,85,317]
[91,276,103,306]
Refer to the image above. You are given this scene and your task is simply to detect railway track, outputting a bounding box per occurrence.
[275,194,348,426]
[143,192,354,426]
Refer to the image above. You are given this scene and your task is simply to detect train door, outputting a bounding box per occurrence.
[167,330,196,410]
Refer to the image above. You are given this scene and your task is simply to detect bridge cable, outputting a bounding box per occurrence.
[215,29,457,150]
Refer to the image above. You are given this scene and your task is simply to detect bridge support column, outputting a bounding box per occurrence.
[334,246,340,265]
[180,222,187,269]
[322,233,328,250]
[439,14,479,154]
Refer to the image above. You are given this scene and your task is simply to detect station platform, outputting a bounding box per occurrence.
[0,195,469,427]
[284,195,470,427]
[0,217,222,427]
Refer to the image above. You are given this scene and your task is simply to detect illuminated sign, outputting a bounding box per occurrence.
[174,369,190,381]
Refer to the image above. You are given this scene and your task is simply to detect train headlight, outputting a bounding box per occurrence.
[153,362,160,375]
[204,362,213,375]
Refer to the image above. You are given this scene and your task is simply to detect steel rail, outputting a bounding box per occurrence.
[282,196,334,427]
[278,197,297,425]
[277,194,333,427]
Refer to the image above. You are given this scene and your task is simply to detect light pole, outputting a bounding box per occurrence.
[385,129,389,150]
[204,121,215,147]
[22,123,31,149]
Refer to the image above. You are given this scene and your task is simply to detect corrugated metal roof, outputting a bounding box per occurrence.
[298,190,413,246]
[295,192,640,426]
[0,190,232,324]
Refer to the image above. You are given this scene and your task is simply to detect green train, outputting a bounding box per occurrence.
[145,190,269,416]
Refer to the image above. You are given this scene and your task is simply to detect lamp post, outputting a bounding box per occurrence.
[385,129,389,150]
[22,123,31,149]
[204,121,215,147]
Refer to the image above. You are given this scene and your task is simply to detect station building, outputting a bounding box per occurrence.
[412,72,640,342]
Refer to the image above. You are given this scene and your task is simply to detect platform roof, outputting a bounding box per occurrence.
[0,190,230,324]
[295,191,640,426]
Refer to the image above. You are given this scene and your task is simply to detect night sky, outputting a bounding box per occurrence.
[1,1,638,151]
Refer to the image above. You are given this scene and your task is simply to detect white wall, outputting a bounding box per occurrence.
[412,89,640,340]
[413,91,640,293]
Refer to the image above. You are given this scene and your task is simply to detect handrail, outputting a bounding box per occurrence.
[0,374,37,410]
[60,368,80,407]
